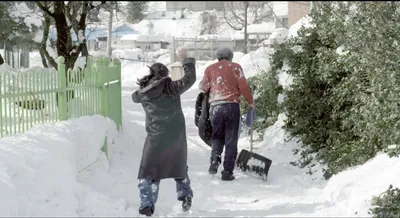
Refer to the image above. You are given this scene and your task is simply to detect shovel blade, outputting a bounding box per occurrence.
[236,149,272,181]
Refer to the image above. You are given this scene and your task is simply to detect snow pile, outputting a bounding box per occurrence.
[288,16,313,38]
[277,61,293,89]
[121,62,151,86]
[0,115,118,216]
[239,47,274,78]
[0,62,16,74]
[112,49,145,60]
[241,22,276,34]
[133,11,236,38]
[253,113,325,182]
[311,152,400,216]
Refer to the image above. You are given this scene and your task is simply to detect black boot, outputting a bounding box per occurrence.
[139,207,153,216]
[182,195,192,211]
[221,170,235,181]
[208,155,221,175]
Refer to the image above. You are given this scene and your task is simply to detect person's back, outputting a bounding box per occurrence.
[199,47,254,181]
[131,48,196,216]
[203,60,253,106]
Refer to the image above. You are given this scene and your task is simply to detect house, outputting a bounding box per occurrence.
[47,23,140,52]
[272,1,311,27]
[233,22,276,51]
[94,23,140,51]
[119,34,171,51]
[261,28,289,48]
[166,1,224,11]
[288,2,311,26]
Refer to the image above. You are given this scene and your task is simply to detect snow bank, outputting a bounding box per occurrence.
[241,22,276,34]
[0,115,118,216]
[121,62,151,86]
[252,113,400,216]
[277,61,293,89]
[239,47,274,78]
[112,48,169,62]
[112,49,145,60]
[133,11,236,38]
[307,152,400,216]
[288,16,313,38]
[255,114,325,181]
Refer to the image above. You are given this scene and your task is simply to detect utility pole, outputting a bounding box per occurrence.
[243,1,249,54]
[107,5,113,58]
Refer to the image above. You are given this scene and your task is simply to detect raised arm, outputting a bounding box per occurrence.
[165,57,196,96]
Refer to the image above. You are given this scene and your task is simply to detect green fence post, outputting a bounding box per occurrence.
[96,57,109,158]
[57,56,68,121]
[113,58,122,131]
[96,57,108,117]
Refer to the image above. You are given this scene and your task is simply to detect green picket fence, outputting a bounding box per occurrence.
[0,56,122,154]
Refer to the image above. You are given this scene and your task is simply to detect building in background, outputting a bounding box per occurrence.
[288,1,310,26]
[166,1,224,12]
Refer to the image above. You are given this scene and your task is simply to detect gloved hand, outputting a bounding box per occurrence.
[175,47,188,60]
[249,103,255,110]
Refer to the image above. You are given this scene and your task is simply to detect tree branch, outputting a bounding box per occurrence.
[35,1,55,18]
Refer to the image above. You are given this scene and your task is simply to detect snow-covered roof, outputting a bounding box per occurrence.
[120,34,170,42]
[240,22,276,34]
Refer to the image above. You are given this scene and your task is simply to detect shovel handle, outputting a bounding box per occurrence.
[249,107,254,152]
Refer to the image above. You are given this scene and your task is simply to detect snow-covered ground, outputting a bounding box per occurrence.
[1,57,399,217]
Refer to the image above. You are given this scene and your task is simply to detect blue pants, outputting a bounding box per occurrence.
[209,103,241,172]
[138,167,193,212]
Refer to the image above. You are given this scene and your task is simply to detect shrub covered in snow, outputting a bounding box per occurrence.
[369,185,400,218]
[257,2,400,179]
[239,52,283,139]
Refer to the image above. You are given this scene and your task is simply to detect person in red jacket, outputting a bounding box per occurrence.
[199,47,254,181]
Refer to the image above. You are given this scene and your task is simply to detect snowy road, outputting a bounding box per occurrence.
[76,80,327,217]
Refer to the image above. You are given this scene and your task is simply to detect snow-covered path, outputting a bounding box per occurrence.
[76,80,327,217]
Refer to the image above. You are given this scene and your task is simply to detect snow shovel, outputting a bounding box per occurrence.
[236,108,272,181]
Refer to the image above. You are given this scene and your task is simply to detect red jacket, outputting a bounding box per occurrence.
[199,60,254,106]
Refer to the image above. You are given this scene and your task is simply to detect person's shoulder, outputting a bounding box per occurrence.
[230,61,242,68]
[205,62,218,71]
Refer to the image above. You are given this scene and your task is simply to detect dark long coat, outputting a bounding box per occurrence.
[131,58,196,180]
[195,92,212,146]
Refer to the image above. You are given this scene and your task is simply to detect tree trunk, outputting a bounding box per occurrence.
[243,1,248,54]
[107,7,113,58]
[39,49,48,68]
[54,2,71,71]
[39,8,57,69]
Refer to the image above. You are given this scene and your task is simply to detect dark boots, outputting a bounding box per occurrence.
[208,155,221,175]
[182,195,192,211]
[139,196,192,216]
[139,207,153,216]
[221,170,235,181]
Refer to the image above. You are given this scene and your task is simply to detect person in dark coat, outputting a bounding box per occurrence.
[194,92,212,146]
[131,47,196,216]
[199,47,254,181]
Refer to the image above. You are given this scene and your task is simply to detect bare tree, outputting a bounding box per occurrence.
[221,1,275,53]
[199,11,221,35]
[35,1,111,71]
[221,1,274,31]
